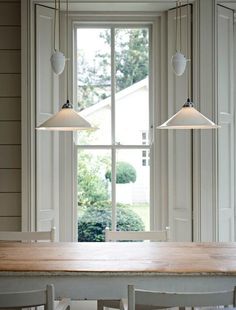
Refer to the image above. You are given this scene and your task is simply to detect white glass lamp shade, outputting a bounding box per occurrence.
[50,50,66,75]
[158,99,220,129]
[37,100,94,131]
[171,52,187,76]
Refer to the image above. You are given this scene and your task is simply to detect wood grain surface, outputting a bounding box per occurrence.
[0,242,236,274]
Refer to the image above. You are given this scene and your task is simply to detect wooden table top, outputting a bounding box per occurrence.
[1,242,236,275]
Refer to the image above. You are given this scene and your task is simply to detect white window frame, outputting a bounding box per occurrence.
[74,22,152,232]
[58,12,165,241]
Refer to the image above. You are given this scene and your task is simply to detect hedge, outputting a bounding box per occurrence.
[78,202,145,242]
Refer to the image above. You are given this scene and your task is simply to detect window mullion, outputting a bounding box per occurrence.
[111,26,116,230]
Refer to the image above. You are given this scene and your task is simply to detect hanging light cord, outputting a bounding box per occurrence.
[187,0,191,99]
[62,0,72,109]
[66,0,69,101]
[53,0,57,51]
[58,0,61,49]
[175,1,181,52]
[175,1,178,52]
[179,1,182,53]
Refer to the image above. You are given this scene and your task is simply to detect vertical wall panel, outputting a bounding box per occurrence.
[36,5,59,238]
[217,6,234,241]
[0,1,21,231]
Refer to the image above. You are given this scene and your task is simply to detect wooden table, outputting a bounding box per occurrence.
[0,242,236,300]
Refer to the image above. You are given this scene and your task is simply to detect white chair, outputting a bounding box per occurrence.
[123,285,236,310]
[0,284,70,309]
[97,227,170,310]
[0,227,56,242]
[105,227,170,242]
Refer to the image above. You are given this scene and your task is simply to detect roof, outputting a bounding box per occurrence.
[80,77,148,117]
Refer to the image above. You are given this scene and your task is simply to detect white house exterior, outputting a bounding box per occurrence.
[79,78,150,204]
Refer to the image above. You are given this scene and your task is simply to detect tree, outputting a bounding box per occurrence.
[105,161,137,184]
[114,28,149,91]
[77,151,110,207]
[77,28,149,109]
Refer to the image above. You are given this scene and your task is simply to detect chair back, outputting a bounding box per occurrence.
[0,284,54,309]
[127,285,236,310]
[0,227,56,242]
[105,227,170,242]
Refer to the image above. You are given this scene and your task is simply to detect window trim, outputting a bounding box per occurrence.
[74,21,153,234]
[58,12,166,241]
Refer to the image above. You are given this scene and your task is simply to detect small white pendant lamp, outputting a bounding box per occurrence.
[158,1,219,130]
[50,0,65,75]
[37,0,94,131]
[171,1,187,76]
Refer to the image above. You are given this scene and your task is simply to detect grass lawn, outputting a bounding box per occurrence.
[130,203,150,230]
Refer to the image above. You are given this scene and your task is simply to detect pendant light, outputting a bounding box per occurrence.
[158,0,219,130]
[50,0,66,75]
[171,1,187,76]
[37,0,94,131]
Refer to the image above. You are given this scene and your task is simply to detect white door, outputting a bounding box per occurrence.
[217,5,234,241]
[35,5,59,239]
[168,5,192,241]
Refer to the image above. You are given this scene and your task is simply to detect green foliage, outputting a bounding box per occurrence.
[78,151,110,206]
[105,161,137,184]
[115,28,149,91]
[77,28,149,109]
[78,202,145,242]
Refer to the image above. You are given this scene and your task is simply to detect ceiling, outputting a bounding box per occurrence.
[35,0,192,12]
[35,0,236,14]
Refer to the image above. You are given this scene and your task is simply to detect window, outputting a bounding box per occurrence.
[74,25,152,242]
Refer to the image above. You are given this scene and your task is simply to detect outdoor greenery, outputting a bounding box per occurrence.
[77,151,110,207]
[77,152,145,241]
[78,202,145,242]
[77,28,149,110]
[105,161,137,184]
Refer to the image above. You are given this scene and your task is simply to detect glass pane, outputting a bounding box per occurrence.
[114,149,150,231]
[77,149,111,241]
[115,28,149,145]
[76,28,111,145]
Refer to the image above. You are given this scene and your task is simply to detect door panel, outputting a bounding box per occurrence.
[35,5,59,239]
[217,5,234,241]
[168,5,192,241]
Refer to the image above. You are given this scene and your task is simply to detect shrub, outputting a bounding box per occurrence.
[78,151,109,206]
[105,161,137,184]
[78,202,145,242]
